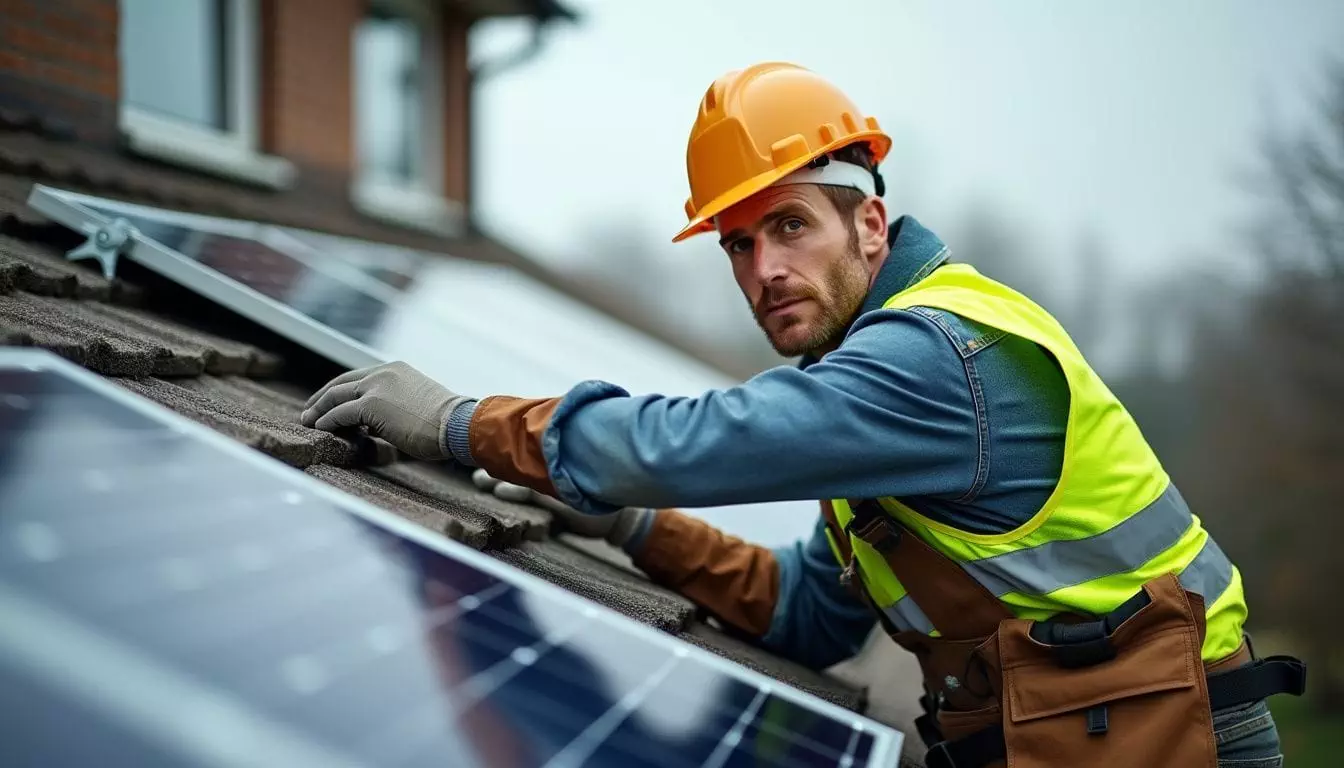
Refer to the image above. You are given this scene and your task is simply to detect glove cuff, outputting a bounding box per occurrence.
[440,397,478,463]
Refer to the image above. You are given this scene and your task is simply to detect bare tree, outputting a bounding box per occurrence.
[1166,59,1344,713]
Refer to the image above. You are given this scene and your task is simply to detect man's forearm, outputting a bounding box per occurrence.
[624,509,877,669]
[451,394,562,498]
[450,397,785,638]
[628,508,781,637]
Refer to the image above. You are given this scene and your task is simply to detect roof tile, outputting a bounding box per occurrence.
[0,255,18,294]
[0,235,82,297]
[372,461,552,546]
[184,377,392,466]
[0,233,130,301]
[199,375,313,417]
[117,376,357,467]
[677,622,867,712]
[305,465,493,549]
[1,292,166,376]
[495,539,697,634]
[0,175,57,230]
[77,302,278,376]
[552,532,642,575]
[0,290,285,378]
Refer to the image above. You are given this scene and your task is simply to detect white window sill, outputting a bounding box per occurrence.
[351,178,465,238]
[120,108,296,191]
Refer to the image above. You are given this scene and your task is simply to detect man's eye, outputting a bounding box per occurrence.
[781,218,804,233]
[728,239,751,255]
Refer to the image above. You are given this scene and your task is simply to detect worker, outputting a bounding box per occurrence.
[303,62,1305,767]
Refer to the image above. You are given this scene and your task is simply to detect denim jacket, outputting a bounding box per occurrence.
[448,216,1071,669]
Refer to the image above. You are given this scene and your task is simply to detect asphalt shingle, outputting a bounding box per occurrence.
[373,461,552,546]
[116,376,356,467]
[1,292,169,376]
[79,302,281,376]
[678,621,868,712]
[494,539,698,634]
[306,464,493,547]
[0,232,140,302]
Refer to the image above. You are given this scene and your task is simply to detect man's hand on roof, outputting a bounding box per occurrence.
[471,469,648,548]
[300,361,471,461]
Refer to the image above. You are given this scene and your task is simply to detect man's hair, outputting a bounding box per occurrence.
[818,143,880,227]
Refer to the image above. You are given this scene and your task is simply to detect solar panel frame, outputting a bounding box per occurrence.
[25,184,390,373]
[0,348,907,767]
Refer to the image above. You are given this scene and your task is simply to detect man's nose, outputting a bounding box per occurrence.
[751,240,790,285]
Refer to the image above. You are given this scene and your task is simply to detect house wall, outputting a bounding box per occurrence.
[260,0,360,176]
[0,0,472,212]
[0,0,121,145]
[440,17,470,207]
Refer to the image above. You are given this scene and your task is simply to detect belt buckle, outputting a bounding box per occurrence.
[845,510,902,553]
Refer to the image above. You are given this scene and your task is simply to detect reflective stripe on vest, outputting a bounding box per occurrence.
[826,263,1248,663]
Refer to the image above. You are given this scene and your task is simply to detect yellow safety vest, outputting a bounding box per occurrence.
[824,263,1247,663]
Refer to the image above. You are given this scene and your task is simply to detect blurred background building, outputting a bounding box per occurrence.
[1,0,1341,762]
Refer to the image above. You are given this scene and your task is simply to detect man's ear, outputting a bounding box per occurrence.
[856,196,889,258]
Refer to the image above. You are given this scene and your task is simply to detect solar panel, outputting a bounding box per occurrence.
[24,185,739,402]
[0,348,905,767]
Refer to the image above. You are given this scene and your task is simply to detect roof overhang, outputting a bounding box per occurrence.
[444,0,579,23]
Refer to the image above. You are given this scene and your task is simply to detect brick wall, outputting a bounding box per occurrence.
[261,0,471,208]
[259,0,359,174]
[0,0,120,143]
[441,16,470,207]
[0,0,472,211]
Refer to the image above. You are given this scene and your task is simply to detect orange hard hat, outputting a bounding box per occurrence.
[672,62,892,243]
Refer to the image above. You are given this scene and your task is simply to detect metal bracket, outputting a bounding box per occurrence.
[66,217,139,279]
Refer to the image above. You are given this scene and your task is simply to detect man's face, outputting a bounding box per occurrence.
[717,184,879,357]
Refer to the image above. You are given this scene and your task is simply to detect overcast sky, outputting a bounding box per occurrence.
[469,0,1343,287]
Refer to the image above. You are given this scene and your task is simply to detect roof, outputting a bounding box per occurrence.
[0,123,928,766]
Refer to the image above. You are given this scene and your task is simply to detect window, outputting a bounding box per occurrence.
[352,0,462,236]
[119,0,293,188]
[356,11,426,190]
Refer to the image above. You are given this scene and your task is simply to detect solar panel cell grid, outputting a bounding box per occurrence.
[0,351,899,767]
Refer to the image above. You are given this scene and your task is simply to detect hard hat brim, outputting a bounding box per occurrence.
[671,130,892,243]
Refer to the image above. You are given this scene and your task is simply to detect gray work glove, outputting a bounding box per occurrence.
[471,469,649,548]
[301,361,470,461]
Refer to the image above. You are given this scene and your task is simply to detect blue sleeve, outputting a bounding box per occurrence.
[758,516,877,669]
[539,309,981,515]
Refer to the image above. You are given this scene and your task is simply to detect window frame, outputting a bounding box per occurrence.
[118,0,294,189]
[351,0,463,237]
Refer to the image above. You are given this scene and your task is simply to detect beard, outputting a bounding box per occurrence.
[752,227,869,358]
